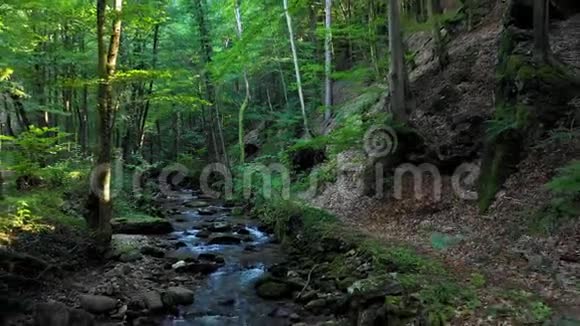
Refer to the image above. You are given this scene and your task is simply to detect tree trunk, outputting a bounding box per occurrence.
[87,0,123,253]
[283,0,311,137]
[428,0,449,70]
[194,0,228,164]
[324,0,333,129]
[235,0,251,164]
[388,0,411,122]
[137,24,161,152]
[534,0,550,62]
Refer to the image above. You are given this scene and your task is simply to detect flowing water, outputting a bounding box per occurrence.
[159,191,295,326]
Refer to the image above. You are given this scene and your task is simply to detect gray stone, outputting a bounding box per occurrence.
[34,303,70,326]
[255,280,292,300]
[80,295,117,314]
[207,234,243,245]
[140,246,165,258]
[196,230,212,238]
[162,287,194,307]
[175,261,221,275]
[119,251,142,263]
[142,291,164,311]
[347,276,403,303]
[305,299,327,313]
[207,222,232,232]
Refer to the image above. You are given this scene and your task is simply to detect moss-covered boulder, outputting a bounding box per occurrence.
[254,276,292,300]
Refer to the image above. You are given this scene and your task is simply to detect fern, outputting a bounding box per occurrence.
[546,160,580,216]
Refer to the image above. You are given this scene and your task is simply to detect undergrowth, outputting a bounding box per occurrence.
[253,198,481,324]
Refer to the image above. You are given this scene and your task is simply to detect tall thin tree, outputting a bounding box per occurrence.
[533,0,550,62]
[388,0,411,122]
[324,0,333,129]
[88,0,123,252]
[283,0,311,137]
[235,0,251,163]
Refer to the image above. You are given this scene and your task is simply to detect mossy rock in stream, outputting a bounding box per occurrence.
[254,277,292,300]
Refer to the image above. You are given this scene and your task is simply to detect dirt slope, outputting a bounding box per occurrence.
[312,1,580,323]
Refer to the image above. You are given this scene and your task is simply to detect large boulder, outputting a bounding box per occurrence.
[255,277,292,300]
[174,261,222,275]
[162,287,195,307]
[207,222,232,233]
[79,295,117,314]
[347,276,403,305]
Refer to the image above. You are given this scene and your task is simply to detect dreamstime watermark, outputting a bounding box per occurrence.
[88,124,480,202]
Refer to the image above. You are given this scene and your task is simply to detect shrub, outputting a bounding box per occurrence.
[546,160,580,216]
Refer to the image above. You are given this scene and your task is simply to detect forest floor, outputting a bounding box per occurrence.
[312,3,580,324]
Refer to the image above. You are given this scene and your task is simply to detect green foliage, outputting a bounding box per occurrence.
[469,272,486,288]
[1,127,89,195]
[534,160,580,230]
[496,289,553,323]
[485,104,529,141]
[0,190,86,243]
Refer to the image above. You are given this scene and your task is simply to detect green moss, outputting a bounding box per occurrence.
[536,64,566,82]
[516,65,536,81]
[112,213,163,224]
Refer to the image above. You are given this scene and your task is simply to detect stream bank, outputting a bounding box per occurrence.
[5,190,436,326]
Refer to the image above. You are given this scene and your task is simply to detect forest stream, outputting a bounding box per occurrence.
[158,190,300,326]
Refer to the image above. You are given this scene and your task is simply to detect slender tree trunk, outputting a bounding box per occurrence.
[324,0,333,128]
[277,62,289,108]
[388,0,411,122]
[194,0,228,164]
[11,95,31,131]
[138,24,161,152]
[235,0,251,163]
[88,0,123,253]
[428,0,449,70]
[283,0,311,137]
[368,0,380,79]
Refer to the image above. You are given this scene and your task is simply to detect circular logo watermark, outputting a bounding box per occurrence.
[364,125,398,158]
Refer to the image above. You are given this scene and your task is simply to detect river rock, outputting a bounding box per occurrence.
[35,302,95,326]
[255,278,292,299]
[80,295,117,314]
[357,303,387,326]
[196,230,212,238]
[305,298,328,313]
[175,261,221,274]
[244,245,257,252]
[233,224,251,235]
[347,276,403,304]
[207,234,243,245]
[119,251,143,263]
[162,287,195,307]
[197,208,217,215]
[186,200,209,208]
[174,241,187,249]
[142,291,164,311]
[110,304,128,319]
[207,222,231,232]
[198,253,226,264]
[140,246,165,258]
